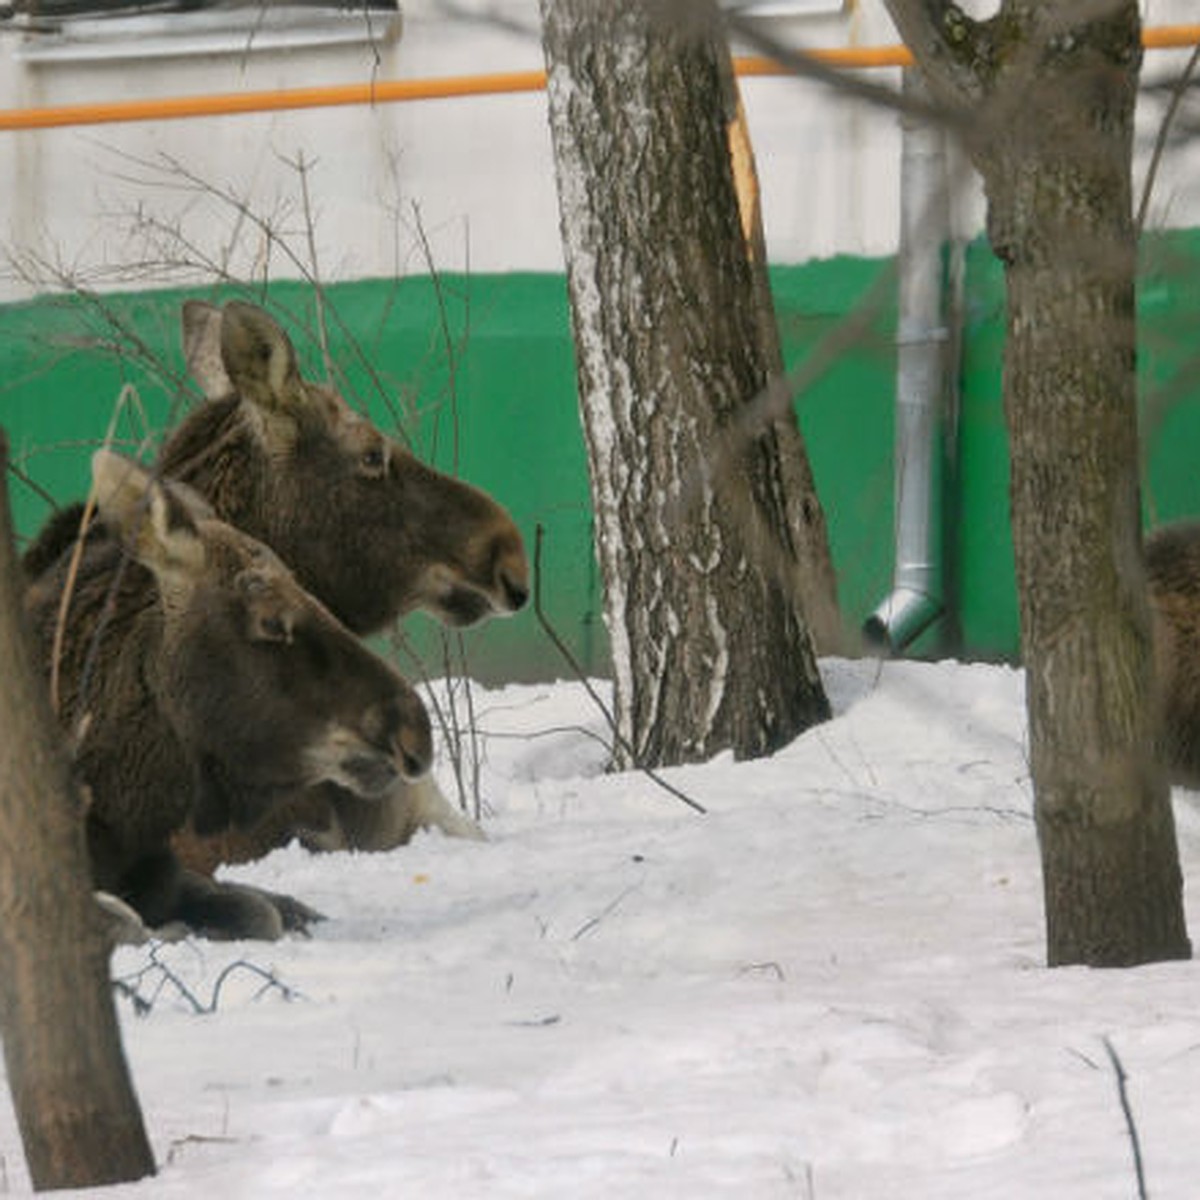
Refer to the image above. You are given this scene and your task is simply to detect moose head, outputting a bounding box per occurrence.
[164,299,530,634]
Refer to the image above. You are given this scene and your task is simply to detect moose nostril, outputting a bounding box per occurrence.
[398,731,431,780]
[501,572,529,612]
[396,698,433,780]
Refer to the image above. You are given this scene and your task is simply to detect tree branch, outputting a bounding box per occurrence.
[881,0,989,111]
[1102,1037,1148,1200]
[723,8,968,135]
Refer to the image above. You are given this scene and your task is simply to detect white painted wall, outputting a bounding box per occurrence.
[0,0,1197,304]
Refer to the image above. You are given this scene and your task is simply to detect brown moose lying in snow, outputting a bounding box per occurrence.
[25,451,434,941]
[24,299,530,892]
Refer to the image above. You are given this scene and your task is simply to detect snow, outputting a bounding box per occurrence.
[7,656,1200,1198]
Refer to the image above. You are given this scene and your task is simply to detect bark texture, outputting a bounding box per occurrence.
[541,0,830,768]
[0,430,156,1189]
[886,0,1189,965]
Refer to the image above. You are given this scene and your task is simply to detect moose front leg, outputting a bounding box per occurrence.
[172,868,325,941]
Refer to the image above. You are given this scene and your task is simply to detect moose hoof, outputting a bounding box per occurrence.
[267,891,327,936]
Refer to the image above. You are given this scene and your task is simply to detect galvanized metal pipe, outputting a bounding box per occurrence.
[863,69,953,655]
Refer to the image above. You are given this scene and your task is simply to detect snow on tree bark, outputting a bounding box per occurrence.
[541,0,830,768]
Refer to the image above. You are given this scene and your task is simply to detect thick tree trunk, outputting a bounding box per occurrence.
[885,0,1188,966]
[0,430,156,1189]
[725,81,843,654]
[541,0,830,768]
[982,10,1189,965]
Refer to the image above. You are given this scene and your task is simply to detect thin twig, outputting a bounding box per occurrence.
[1103,1036,1148,1200]
[723,9,970,135]
[114,944,301,1016]
[533,524,706,815]
[455,632,485,819]
[410,199,463,474]
[406,199,482,816]
[294,150,334,382]
[571,884,640,941]
[1136,40,1200,235]
[49,383,149,715]
[5,457,73,520]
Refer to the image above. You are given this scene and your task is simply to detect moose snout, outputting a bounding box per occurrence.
[339,752,399,797]
[396,697,433,780]
[493,531,530,615]
[307,688,432,796]
[499,567,529,613]
[364,692,433,783]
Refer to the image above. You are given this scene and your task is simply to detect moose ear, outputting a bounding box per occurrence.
[90,450,205,582]
[219,301,307,416]
[181,300,233,401]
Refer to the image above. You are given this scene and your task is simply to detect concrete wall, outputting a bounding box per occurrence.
[0,0,913,302]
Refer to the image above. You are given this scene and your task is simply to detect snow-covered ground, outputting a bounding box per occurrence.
[6,657,1200,1198]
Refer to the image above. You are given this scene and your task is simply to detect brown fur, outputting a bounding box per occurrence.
[164,300,530,635]
[26,301,519,875]
[160,301,520,867]
[21,501,91,581]
[28,453,432,940]
[1147,521,1200,787]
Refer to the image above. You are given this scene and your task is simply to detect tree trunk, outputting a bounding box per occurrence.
[0,429,156,1189]
[885,0,1189,965]
[725,80,843,654]
[541,0,830,768]
[992,27,1188,966]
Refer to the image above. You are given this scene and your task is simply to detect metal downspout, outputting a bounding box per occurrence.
[862,70,953,655]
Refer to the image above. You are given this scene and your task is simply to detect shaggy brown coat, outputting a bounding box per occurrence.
[27,452,432,939]
[1148,521,1200,787]
[25,300,526,871]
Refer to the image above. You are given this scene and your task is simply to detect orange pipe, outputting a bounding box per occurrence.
[0,26,1197,133]
[0,69,551,131]
[1145,24,1200,50]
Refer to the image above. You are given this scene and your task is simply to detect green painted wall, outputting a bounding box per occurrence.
[0,265,897,683]
[3,235,1198,681]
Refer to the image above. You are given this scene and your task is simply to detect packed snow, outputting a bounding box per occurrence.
[5,657,1200,1198]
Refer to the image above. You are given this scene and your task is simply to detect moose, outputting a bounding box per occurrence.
[26,451,433,940]
[25,298,529,872]
[1147,521,1200,787]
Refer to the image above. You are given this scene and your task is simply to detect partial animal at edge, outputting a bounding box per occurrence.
[1147,520,1200,787]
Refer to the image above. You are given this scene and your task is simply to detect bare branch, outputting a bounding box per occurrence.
[1136,40,1200,233]
[881,0,989,110]
[1102,1037,1148,1200]
[724,8,968,134]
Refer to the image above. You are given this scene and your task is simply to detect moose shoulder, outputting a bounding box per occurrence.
[27,452,432,940]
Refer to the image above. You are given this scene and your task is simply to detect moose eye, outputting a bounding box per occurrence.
[253,612,293,644]
[359,445,388,478]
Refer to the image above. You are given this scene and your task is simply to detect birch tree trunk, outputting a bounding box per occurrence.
[885,0,1189,965]
[0,429,156,1189]
[541,0,831,768]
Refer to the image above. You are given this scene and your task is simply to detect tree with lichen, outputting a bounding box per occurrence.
[884,0,1189,966]
[0,430,156,1189]
[539,0,833,770]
